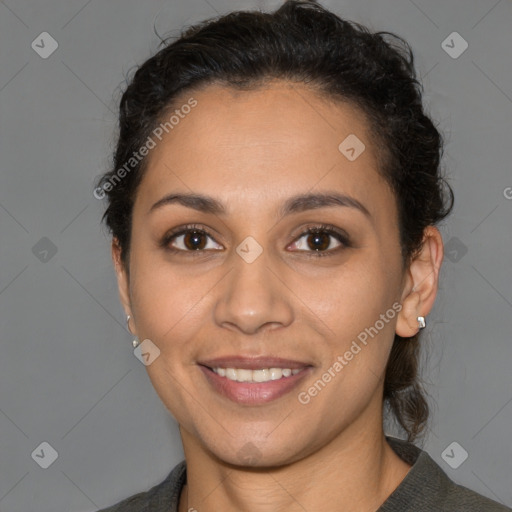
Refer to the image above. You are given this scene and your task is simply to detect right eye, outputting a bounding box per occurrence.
[161,225,224,253]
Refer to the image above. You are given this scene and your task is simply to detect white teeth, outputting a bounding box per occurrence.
[253,369,269,382]
[237,369,252,382]
[212,367,302,383]
[226,368,237,381]
[269,368,282,380]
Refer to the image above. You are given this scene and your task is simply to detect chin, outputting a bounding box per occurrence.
[203,433,310,469]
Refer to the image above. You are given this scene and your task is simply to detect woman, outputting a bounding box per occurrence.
[96,1,511,510]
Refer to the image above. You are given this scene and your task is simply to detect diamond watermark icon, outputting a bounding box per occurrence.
[338,134,365,161]
[31,441,58,469]
[237,442,262,466]
[32,237,58,263]
[441,441,468,469]
[236,236,263,263]
[444,236,468,263]
[134,339,161,366]
[31,32,59,59]
[441,32,468,59]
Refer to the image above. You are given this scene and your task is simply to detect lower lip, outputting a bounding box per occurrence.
[199,366,311,405]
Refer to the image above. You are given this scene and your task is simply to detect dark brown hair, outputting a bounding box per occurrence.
[96,0,453,441]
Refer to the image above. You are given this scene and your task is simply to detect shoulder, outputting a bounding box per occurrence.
[381,437,511,512]
[441,481,512,511]
[96,460,186,512]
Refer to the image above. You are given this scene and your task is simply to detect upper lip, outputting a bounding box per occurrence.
[198,356,311,370]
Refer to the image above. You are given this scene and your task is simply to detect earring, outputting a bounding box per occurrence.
[127,315,140,348]
[417,316,426,329]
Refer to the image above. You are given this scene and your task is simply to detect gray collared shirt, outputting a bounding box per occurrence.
[98,436,511,511]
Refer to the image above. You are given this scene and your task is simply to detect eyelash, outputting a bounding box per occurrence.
[160,223,351,258]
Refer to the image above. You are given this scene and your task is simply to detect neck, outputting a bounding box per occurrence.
[178,422,411,512]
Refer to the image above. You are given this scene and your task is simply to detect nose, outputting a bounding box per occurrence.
[213,247,294,335]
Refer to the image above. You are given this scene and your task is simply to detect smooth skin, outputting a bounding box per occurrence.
[112,80,444,512]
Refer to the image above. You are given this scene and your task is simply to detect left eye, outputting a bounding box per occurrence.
[289,229,345,253]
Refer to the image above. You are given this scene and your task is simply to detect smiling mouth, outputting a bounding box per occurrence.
[198,356,313,404]
[198,357,312,404]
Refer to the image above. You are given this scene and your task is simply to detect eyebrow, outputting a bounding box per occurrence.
[149,191,371,219]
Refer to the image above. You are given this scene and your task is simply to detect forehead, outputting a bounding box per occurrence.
[134,81,394,222]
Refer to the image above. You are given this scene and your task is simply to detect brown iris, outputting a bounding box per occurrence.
[306,232,330,251]
[183,231,207,250]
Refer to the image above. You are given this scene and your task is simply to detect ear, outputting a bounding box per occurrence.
[111,238,136,336]
[396,226,444,337]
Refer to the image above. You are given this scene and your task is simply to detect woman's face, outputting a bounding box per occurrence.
[118,81,408,466]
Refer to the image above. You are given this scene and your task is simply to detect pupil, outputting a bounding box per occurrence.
[185,231,206,250]
[309,233,329,251]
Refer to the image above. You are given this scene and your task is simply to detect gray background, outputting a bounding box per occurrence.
[0,0,511,510]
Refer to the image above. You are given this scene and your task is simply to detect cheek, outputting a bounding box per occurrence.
[311,255,400,337]
[128,248,207,349]
[310,254,402,399]
[298,268,400,421]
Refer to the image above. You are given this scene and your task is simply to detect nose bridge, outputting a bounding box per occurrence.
[213,242,293,334]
